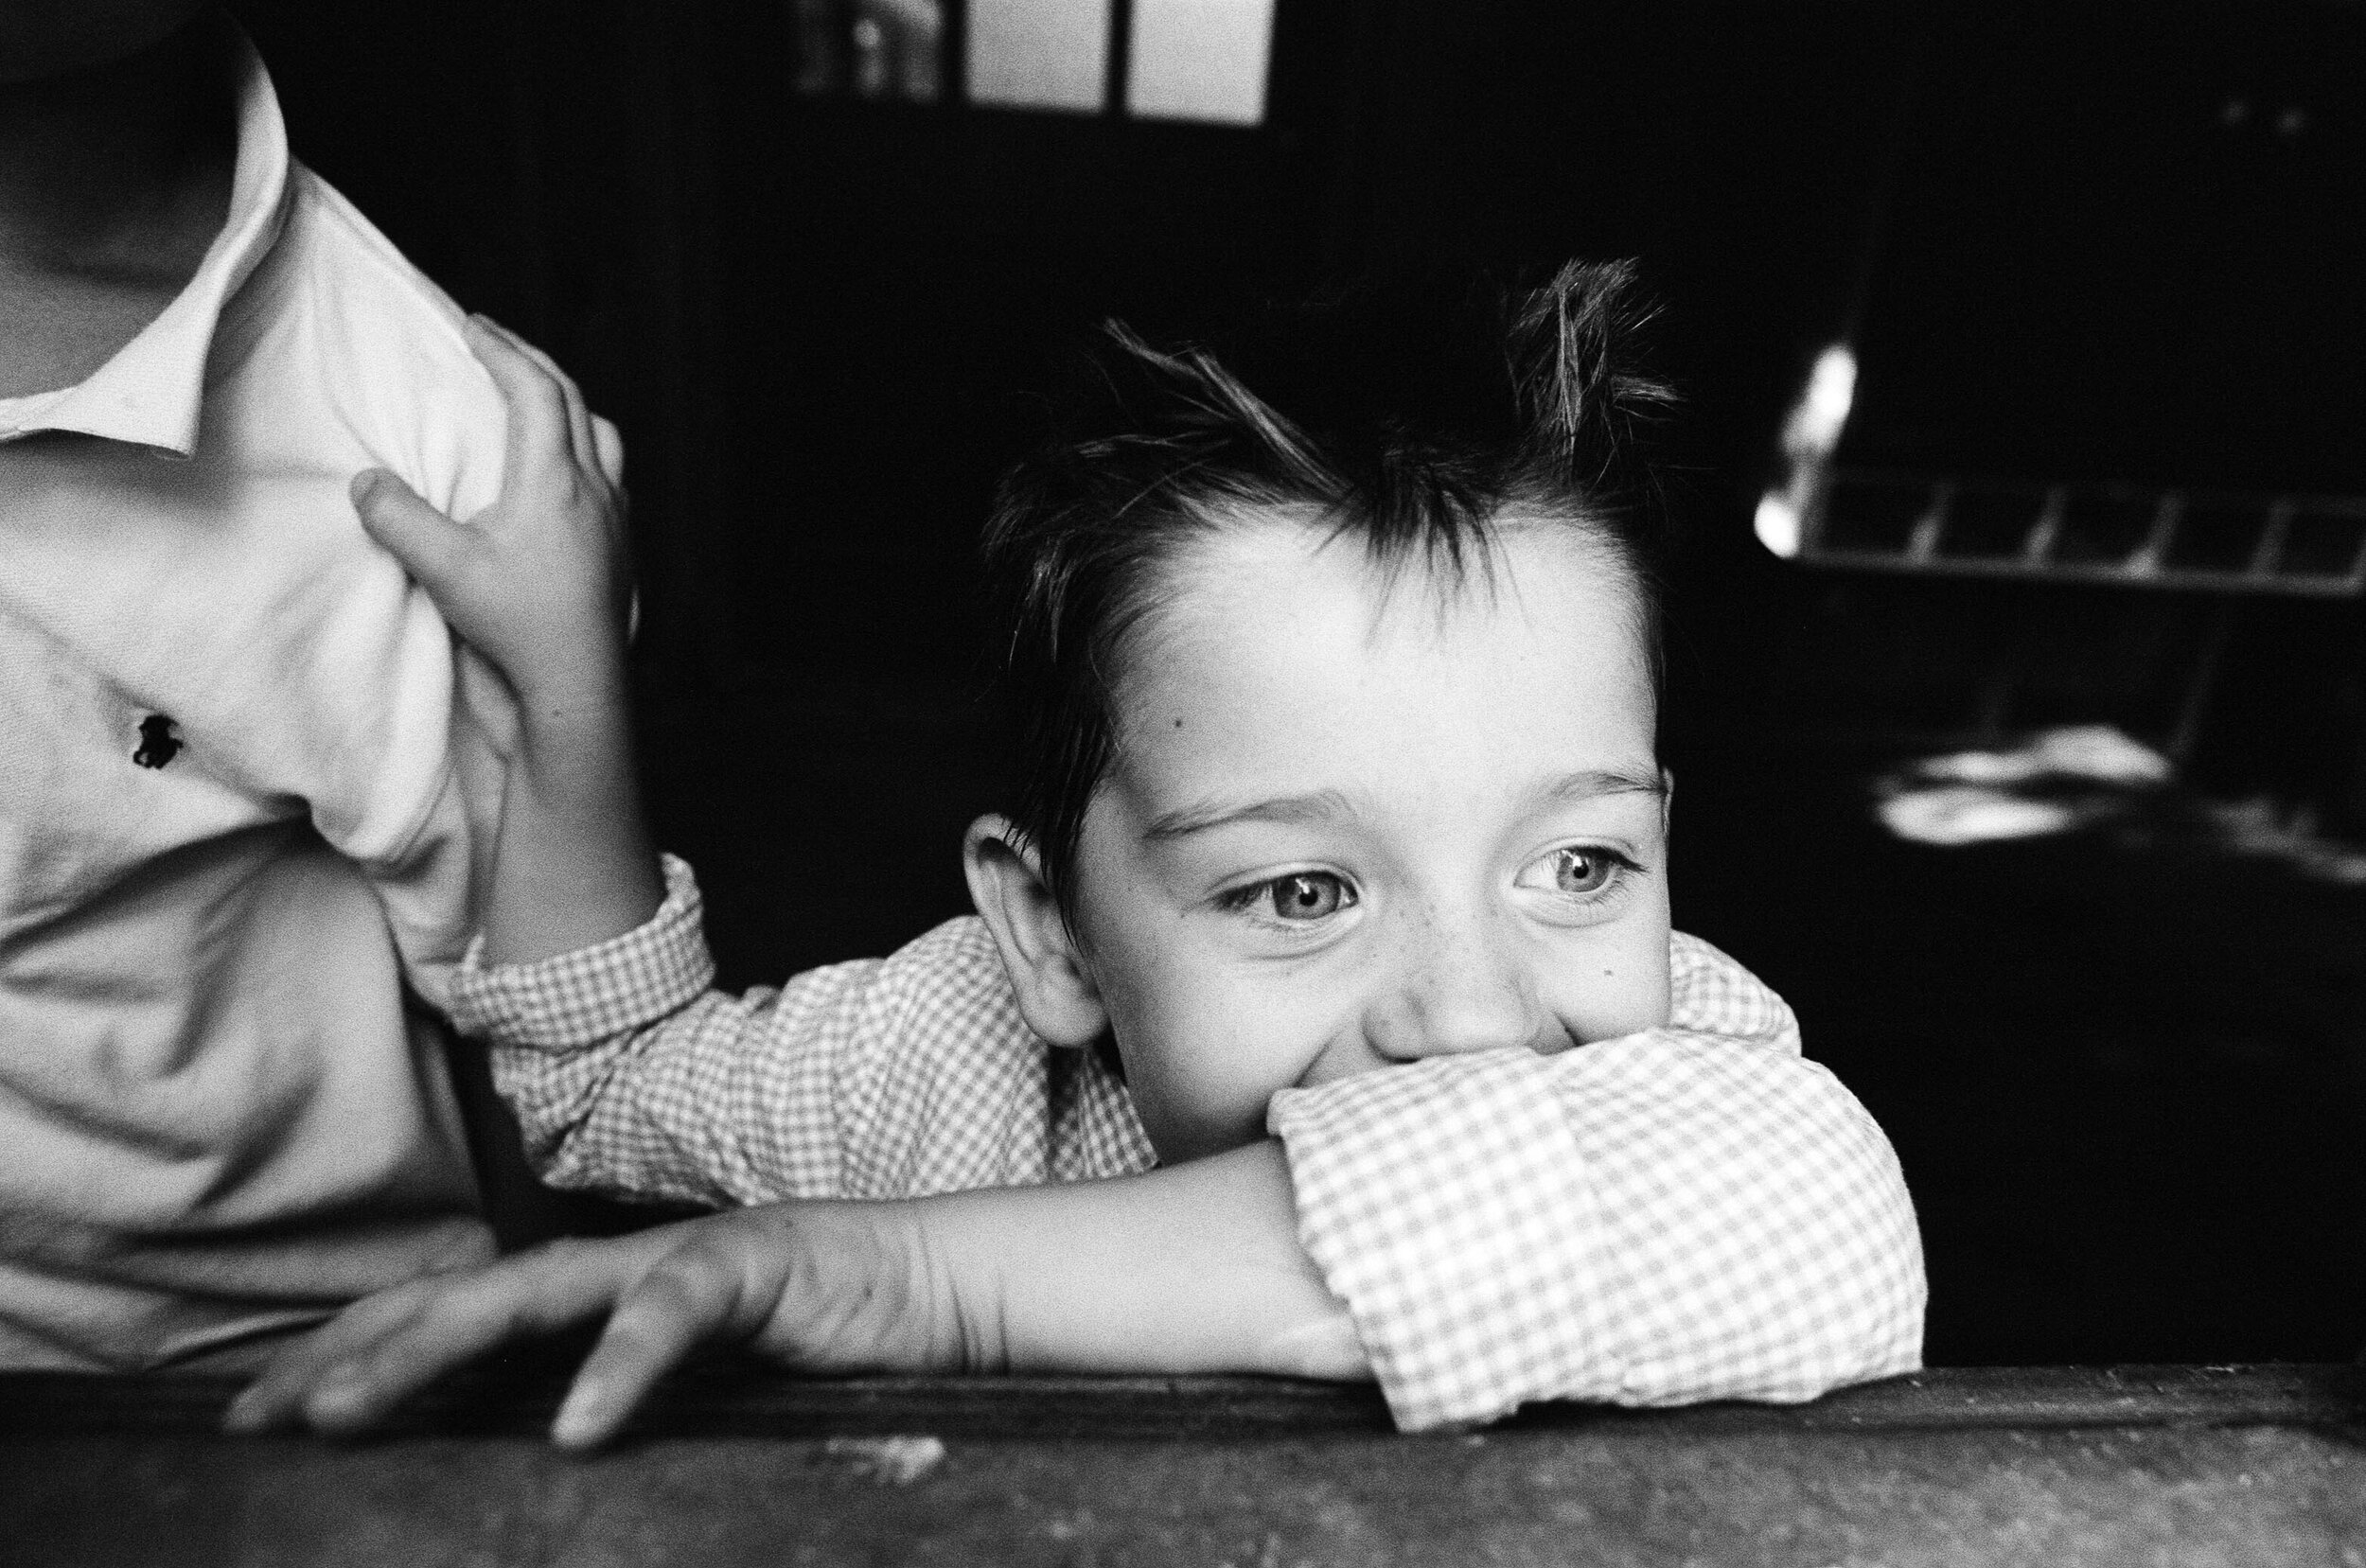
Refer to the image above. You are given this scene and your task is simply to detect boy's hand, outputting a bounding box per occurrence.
[228,1147,1363,1449]
[225,1202,976,1450]
[363,317,664,962]
[354,316,630,728]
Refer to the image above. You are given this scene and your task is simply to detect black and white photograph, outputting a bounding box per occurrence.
[3,1,2360,1562]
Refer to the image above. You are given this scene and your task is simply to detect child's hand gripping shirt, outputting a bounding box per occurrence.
[450,855,1924,1428]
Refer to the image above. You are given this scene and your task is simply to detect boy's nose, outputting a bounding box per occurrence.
[1360,909,1564,1063]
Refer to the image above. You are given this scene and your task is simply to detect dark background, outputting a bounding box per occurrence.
[232,0,2364,1368]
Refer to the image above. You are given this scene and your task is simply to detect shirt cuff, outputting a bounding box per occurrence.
[1668,930,1801,1052]
[446,853,717,1052]
[1268,1051,1612,1432]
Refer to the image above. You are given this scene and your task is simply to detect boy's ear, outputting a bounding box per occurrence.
[962,815,1109,1050]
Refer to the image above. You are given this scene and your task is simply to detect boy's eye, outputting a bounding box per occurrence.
[1228,871,1355,921]
[1270,872,1352,920]
[1550,847,1616,895]
[1517,842,1641,905]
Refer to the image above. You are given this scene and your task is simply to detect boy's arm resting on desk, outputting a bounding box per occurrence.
[460,898,1924,1427]
[1268,931,1921,1429]
[244,934,1919,1441]
[231,1142,1356,1446]
[232,1048,1914,1445]
[1270,1031,1925,1430]
[939,1029,1925,1420]
[930,1143,1366,1381]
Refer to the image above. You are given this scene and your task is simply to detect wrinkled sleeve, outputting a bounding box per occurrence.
[1266,932,1924,1431]
[447,860,1079,1201]
[337,310,514,1016]
[447,855,1051,1207]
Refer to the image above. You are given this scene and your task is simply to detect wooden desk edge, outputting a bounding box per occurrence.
[4,1363,2361,1441]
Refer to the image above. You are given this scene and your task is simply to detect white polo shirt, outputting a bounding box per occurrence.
[0,27,508,1368]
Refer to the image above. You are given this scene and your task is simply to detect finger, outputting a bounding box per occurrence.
[353,468,474,593]
[591,414,627,494]
[300,1293,564,1433]
[224,1278,441,1433]
[590,413,634,614]
[319,1239,696,1437]
[465,315,574,484]
[247,1242,644,1436]
[560,373,596,479]
[550,1242,745,1448]
[477,317,599,481]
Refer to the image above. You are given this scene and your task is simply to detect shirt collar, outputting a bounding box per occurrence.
[5,20,291,458]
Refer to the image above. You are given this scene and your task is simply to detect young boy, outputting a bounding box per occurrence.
[0,7,579,1368]
[233,267,1923,1443]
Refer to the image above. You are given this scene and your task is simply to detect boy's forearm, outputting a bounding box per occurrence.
[914,1140,1368,1382]
[482,650,665,965]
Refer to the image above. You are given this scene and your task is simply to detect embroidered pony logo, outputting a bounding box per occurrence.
[133,714,182,769]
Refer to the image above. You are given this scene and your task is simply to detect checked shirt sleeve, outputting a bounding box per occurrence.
[448,854,717,1054]
[447,855,1087,1207]
[1267,931,1924,1431]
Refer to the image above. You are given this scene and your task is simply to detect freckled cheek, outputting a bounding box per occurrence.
[1552,934,1675,1042]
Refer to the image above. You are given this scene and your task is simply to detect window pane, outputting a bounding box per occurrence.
[860,0,944,102]
[795,0,944,101]
[1126,0,1273,125]
[966,0,1111,114]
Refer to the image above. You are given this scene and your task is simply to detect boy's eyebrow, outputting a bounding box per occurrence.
[1143,769,1664,844]
[1542,767,1669,805]
[1142,788,1357,843]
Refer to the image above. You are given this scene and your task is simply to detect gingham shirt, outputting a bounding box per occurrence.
[451,855,1924,1429]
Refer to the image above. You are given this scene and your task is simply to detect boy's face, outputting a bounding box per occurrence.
[1069,511,1672,1164]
